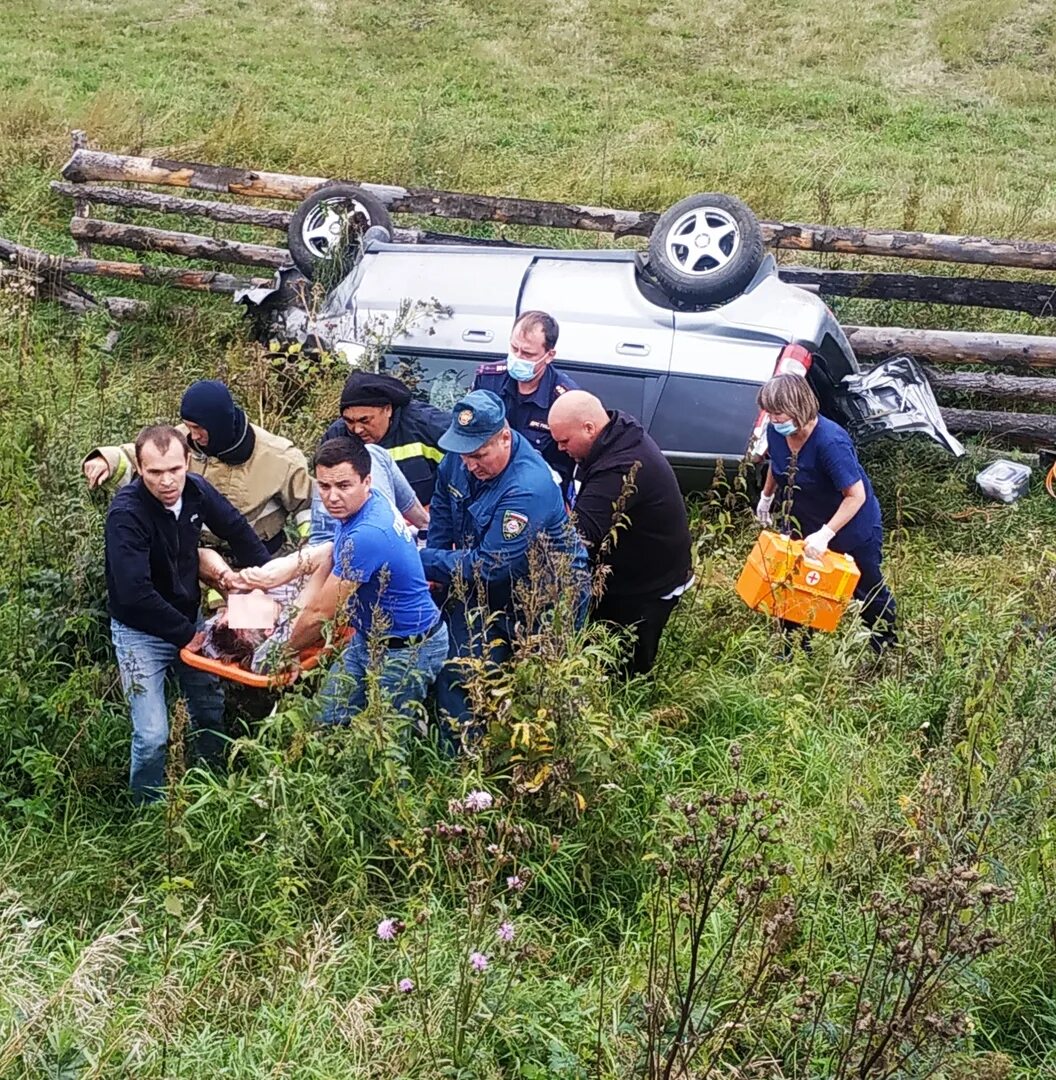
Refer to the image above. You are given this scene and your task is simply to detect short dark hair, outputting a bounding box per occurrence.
[134,425,188,464]
[313,436,372,479]
[514,310,559,351]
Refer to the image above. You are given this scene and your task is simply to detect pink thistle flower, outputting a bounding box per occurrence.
[506,874,525,892]
[470,951,489,972]
[497,921,515,943]
[376,918,401,941]
[398,977,415,993]
[463,789,494,813]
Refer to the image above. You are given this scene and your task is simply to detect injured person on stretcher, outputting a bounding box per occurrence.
[196,546,333,675]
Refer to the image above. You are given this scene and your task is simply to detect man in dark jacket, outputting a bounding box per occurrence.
[105,425,270,804]
[472,311,579,493]
[320,370,449,504]
[548,391,693,675]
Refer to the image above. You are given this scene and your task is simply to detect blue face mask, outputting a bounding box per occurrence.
[507,354,538,383]
[772,419,797,436]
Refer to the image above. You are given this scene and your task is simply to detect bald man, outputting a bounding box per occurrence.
[549,391,692,675]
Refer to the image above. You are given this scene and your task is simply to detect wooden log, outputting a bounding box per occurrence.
[780,267,1056,318]
[69,217,288,268]
[51,182,535,248]
[0,266,179,319]
[767,223,1056,272]
[844,325,1056,369]
[52,180,294,230]
[925,368,1056,404]
[61,148,1056,265]
[70,131,92,257]
[0,236,265,293]
[60,148,659,236]
[940,406,1056,441]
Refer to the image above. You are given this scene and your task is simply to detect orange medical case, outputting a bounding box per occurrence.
[736,530,861,632]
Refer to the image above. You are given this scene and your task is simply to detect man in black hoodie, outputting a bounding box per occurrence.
[105,425,270,804]
[548,391,693,675]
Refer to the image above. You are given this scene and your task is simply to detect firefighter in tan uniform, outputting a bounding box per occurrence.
[82,380,313,562]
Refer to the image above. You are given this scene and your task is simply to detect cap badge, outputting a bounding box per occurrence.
[457,408,474,427]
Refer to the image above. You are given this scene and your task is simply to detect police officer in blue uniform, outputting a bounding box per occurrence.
[472,310,579,492]
[422,390,589,748]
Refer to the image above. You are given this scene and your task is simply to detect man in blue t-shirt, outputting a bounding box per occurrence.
[284,437,448,724]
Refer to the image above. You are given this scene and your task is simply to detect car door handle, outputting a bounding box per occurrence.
[462,329,494,343]
[616,342,650,357]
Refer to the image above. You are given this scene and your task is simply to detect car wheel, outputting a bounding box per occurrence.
[647,193,764,306]
[287,183,394,278]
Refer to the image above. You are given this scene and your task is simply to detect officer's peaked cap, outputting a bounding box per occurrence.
[439,390,508,453]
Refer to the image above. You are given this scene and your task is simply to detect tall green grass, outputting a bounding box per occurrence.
[2,0,1056,1074]
[1,289,1055,1075]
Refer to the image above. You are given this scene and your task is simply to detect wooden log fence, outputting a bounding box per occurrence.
[938,407,1056,442]
[69,217,289,269]
[779,268,1056,318]
[0,235,265,293]
[843,326,1056,369]
[925,368,1056,404]
[61,148,1056,273]
[44,190,1056,317]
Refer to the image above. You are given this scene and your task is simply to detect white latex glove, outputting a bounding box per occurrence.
[803,525,835,561]
[755,492,774,527]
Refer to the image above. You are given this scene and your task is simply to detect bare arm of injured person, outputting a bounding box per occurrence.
[197,547,239,592]
[285,550,355,655]
[234,542,334,591]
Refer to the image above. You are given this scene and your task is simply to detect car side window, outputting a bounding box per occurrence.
[380,351,494,411]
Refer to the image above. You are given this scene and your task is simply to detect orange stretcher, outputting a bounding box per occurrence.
[736,530,861,633]
[179,641,334,689]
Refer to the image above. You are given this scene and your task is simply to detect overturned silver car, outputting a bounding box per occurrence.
[241,188,962,488]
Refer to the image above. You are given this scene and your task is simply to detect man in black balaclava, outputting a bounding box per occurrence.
[180,380,255,465]
[82,380,313,555]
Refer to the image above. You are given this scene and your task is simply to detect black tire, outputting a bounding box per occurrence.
[287,183,393,279]
[647,192,764,306]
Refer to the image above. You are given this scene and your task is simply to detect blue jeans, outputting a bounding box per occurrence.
[317,622,449,726]
[110,619,226,804]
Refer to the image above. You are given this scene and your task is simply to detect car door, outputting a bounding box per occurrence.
[516,257,675,423]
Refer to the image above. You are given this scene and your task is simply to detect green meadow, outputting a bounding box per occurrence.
[1,1,1055,1076]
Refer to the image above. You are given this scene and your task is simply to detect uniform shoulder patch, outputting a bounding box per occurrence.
[501,510,529,540]
[553,383,568,397]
